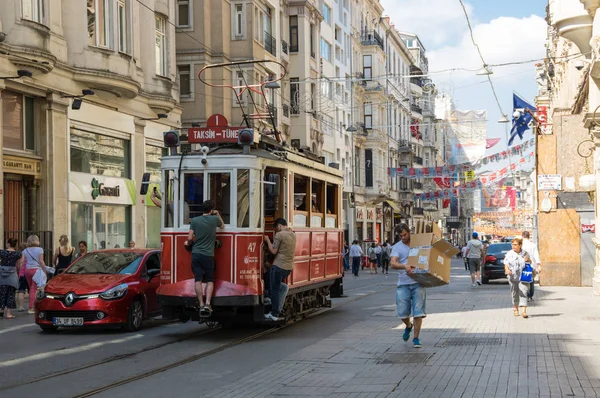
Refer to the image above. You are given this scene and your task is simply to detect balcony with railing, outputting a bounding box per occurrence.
[360,30,384,51]
[411,103,422,114]
[413,207,424,216]
[264,31,277,56]
[410,77,423,87]
[423,201,438,211]
[413,156,423,166]
[282,40,288,55]
[398,140,411,152]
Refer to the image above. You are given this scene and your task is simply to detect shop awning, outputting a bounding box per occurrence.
[384,200,402,213]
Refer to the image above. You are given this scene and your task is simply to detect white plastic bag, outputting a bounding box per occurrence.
[32,268,47,287]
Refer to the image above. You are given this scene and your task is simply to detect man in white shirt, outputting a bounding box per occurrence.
[349,240,363,277]
[522,231,541,300]
[461,245,468,270]
[390,224,426,348]
[465,232,483,288]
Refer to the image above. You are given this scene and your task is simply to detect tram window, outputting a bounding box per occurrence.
[325,183,338,228]
[162,170,175,228]
[264,169,282,224]
[183,173,204,222]
[293,175,308,211]
[237,169,250,228]
[293,175,308,227]
[209,173,231,224]
[311,179,324,213]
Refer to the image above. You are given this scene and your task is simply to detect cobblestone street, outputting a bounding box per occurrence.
[198,259,600,398]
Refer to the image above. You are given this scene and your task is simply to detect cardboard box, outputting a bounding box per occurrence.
[407,221,460,287]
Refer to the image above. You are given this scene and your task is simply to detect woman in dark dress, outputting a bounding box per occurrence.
[0,238,23,319]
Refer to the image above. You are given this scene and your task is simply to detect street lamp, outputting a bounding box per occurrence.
[498,114,510,123]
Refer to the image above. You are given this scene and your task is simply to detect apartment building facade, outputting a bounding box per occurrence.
[0,0,182,254]
[175,0,447,245]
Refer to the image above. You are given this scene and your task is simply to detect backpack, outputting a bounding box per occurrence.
[381,248,391,261]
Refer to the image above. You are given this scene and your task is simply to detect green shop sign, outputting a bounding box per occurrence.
[91,178,121,200]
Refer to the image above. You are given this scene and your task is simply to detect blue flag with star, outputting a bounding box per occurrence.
[509,93,536,145]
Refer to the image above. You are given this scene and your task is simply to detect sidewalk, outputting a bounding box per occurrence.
[207,259,600,398]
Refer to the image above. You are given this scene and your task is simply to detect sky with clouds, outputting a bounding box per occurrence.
[380,0,547,171]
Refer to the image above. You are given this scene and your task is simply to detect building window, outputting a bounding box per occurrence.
[177,65,191,98]
[2,91,38,152]
[233,3,244,37]
[289,16,298,52]
[364,103,372,129]
[117,0,130,54]
[155,14,167,76]
[87,0,113,48]
[176,0,191,27]
[320,38,331,62]
[310,24,315,58]
[22,0,44,24]
[233,70,246,105]
[322,4,331,25]
[363,55,372,80]
[290,78,300,115]
[365,149,373,188]
[354,147,360,186]
[70,128,131,178]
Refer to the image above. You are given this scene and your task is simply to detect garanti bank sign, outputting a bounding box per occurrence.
[69,172,136,205]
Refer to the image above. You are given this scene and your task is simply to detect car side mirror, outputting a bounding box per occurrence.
[147,268,160,279]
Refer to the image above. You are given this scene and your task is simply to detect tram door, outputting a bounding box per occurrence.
[93,208,108,250]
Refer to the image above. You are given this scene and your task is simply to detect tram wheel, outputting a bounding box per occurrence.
[205,320,219,329]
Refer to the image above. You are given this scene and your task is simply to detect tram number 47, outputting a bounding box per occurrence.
[248,242,257,253]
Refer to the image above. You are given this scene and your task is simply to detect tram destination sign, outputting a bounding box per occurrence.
[188,114,243,144]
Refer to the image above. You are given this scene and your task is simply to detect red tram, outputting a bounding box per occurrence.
[156,122,345,325]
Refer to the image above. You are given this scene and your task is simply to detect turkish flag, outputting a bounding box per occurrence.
[443,199,451,208]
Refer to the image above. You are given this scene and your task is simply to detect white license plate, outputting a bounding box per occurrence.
[53,317,84,326]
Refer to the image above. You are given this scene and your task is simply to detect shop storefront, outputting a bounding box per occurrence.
[69,172,135,250]
[69,125,135,250]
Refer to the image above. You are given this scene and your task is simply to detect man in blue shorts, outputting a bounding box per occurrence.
[390,223,426,348]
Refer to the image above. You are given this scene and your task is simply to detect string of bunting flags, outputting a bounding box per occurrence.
[413,151,535,201]
[388,138,534,179]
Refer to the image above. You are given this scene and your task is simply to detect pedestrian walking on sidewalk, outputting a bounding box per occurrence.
[342,242,349,271]
[0,238,23,319]
[461,244,468,270]
[22,235,48,314]
[367,243,378,274]
[504,237,532,318]
[381,242,391,275]
[390,224,426,348]
[349,240,362,276]
[466,232,484,288]
[521,231,541,300]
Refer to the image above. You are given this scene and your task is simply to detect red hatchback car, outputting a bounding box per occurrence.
[36,249,161,332]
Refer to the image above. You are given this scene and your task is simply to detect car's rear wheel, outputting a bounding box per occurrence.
[125,299,144,332]
[39,325,58,333]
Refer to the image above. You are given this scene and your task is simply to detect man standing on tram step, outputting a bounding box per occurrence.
[185,200,224,318]
[390,224,426,348]
[465,232,484,288]
[263,218,296,321]
[349,240,363,276]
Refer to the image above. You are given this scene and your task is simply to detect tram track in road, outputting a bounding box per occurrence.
[71,280,396,398]
[0,278,394,397]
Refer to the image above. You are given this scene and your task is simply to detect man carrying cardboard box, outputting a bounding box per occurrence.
[390,224,426,348]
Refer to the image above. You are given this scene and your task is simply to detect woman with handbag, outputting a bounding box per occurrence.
[504,237,532,318]
[0,238,23,319]
[23,235,48,314]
